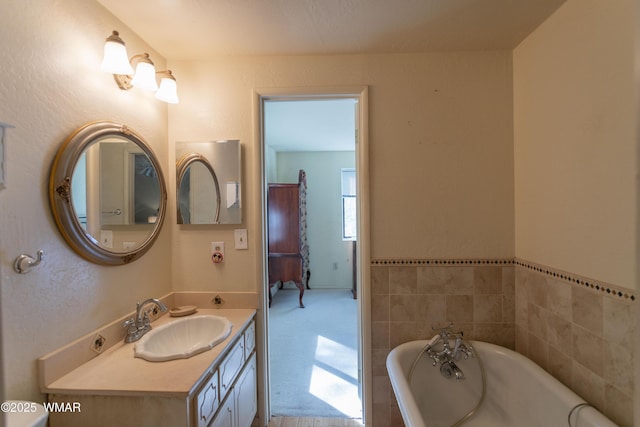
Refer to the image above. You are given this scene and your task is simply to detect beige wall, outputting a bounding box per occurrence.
[169,52,515,292]
[0,0,171,400]
[4,1,635,424]
[512,1,638,425]
[513,0,638,290]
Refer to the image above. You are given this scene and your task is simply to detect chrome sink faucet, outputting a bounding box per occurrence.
[123,298,168,343]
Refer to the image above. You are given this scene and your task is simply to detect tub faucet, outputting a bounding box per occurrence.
[123,298,168,343]
[425,324,475,380]
[440,360,465,381]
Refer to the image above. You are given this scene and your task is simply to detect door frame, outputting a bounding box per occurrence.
[252,86,371,425]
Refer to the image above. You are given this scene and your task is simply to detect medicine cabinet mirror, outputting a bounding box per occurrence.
[176,140,241,224]
[49,121,167,265]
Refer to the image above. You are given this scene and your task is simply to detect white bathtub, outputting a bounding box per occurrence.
[387,340,618,427]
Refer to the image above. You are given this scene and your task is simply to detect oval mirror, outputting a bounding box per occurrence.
[176,153,221,224]
[49,121,167,265]
[175,140,242,224]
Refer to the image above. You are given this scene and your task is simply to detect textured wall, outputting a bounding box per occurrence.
[513,0,637,290]
[0,0,170,400]
[169,52,515,292]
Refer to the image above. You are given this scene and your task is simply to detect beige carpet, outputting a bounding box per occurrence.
[268,289,362,419]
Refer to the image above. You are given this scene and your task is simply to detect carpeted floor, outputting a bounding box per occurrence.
[269,288,362,419]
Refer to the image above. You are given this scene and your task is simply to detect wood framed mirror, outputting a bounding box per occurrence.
[49,121,167,265]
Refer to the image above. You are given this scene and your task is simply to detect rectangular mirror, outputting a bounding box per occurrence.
[176,140,242,224]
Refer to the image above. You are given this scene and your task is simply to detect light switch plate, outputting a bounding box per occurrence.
[234,229,248,249]
[100,230,113,248]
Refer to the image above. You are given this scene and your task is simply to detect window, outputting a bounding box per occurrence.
[341,168,356,240]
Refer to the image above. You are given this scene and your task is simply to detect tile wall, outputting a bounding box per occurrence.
[370,259,635,427]
[514,260,634,427]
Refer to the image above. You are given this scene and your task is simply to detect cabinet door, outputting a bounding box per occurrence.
[268,184,300,253]
[194,370,220,427]
[244,321,255,359]
[219,338,245,396]
[234,353,257,427]
[209,393,234,427]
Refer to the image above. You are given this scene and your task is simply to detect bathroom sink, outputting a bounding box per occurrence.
[134,315,232,362]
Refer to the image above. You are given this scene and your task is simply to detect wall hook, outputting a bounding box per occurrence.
[14,250,44,274]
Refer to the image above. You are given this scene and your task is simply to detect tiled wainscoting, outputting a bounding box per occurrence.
[514,260,634,427]
[370,259,635,427]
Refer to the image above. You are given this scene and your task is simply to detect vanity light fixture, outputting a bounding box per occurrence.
[101,30,179,104]
[155,70,179,104]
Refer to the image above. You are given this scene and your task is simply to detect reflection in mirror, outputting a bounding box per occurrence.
[50,121,167,265]
[176,154,220,224]
[175,140,241,224]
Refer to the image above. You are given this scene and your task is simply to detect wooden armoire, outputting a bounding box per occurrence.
[267,169,310,308]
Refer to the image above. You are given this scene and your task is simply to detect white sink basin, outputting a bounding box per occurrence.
[134,315,232,362]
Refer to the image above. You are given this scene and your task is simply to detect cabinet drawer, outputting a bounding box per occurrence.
[244,321,255,359]
[194,370,219,427]
[219,338,245,396]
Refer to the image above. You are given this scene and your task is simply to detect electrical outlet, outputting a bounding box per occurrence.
[90,333,106,354]
[211,241,225,263]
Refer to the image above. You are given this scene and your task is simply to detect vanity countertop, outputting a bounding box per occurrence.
[42,309,256,398]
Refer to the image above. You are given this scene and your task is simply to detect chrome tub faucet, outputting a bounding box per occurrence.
[123,298,168,343]
[424,324,475,381]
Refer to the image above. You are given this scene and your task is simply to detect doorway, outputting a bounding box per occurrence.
[255,87,370,425]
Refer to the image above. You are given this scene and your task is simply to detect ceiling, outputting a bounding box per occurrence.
[97,0,565,60]
[97,0,565,152]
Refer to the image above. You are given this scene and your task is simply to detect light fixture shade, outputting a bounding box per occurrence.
[100,31,134,75]
[155,72,179,104]
[130,54,158,91]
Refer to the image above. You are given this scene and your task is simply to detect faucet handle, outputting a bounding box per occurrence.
[141,310,152,326]
[122,318,137,333]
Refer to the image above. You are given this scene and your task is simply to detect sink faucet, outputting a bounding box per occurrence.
[123,298,168,343]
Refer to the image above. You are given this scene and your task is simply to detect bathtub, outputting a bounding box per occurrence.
[387,340,618,427]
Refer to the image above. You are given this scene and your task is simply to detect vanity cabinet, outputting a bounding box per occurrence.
[211,353,257,427]
[206,322,256,427]
[43,311,256,427]
[194,320,256,427]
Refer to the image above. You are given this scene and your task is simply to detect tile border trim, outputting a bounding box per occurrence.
[370,257,635,302]
[371,258,513,266]
[513,258,635,302]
